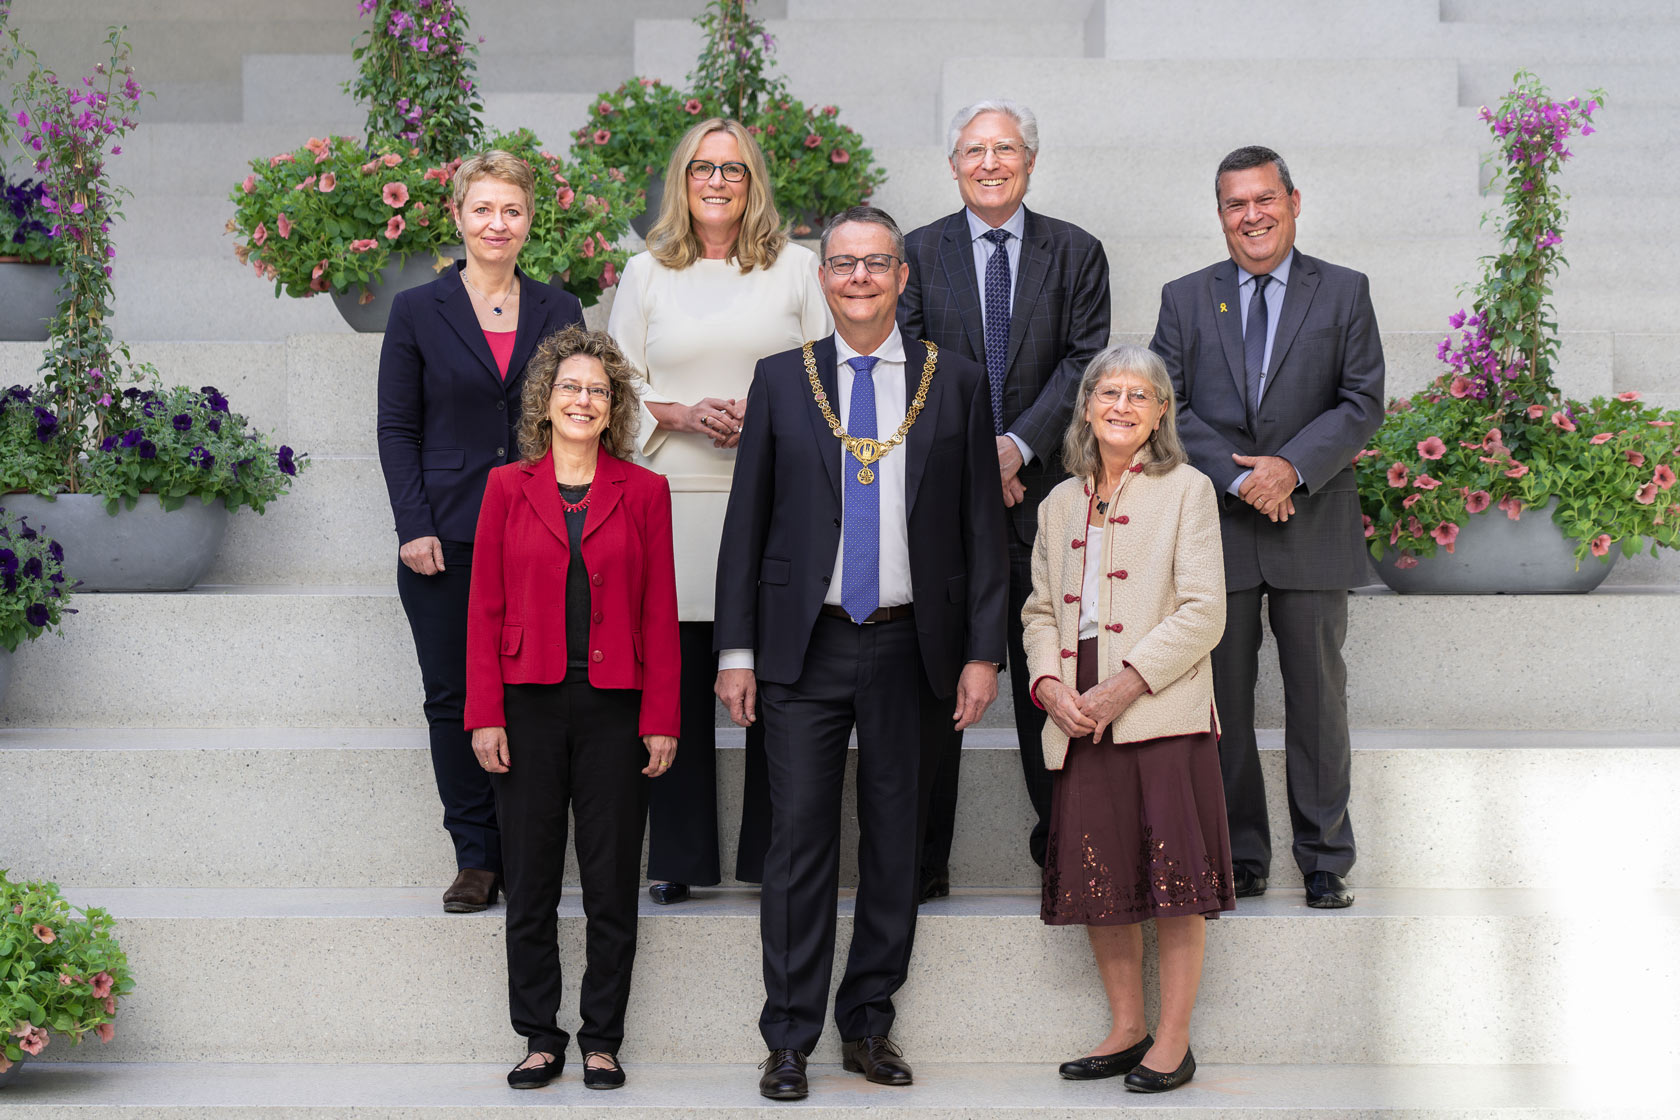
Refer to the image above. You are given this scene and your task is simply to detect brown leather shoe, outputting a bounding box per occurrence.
[841,1035,913,1085]
[442,868,500,913]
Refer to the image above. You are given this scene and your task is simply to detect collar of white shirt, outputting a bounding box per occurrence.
[834,325,907,369]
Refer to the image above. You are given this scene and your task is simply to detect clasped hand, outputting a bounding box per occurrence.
[651,397,746,448]
[1232,453,1297,522]
[1037,665,1148,744]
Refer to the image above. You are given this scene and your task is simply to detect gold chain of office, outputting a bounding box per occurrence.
[803,339,937,486]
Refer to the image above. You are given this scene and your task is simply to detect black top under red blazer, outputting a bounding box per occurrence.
[712,335,1008,698]
[463,448,680,736]
[376,262,584,545]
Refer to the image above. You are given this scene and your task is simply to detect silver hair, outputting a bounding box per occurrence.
[818,205,906,261]
[1061,343,1188,481]
[946,99,1040,157]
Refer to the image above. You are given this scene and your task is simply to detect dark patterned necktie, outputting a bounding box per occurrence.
[840,355,880,624]
[982,227,1012,434]
[1244,273,1270,410]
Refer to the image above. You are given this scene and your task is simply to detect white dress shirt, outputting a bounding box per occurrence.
[966,205,1035,466]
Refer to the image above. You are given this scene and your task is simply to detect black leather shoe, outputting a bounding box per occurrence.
[582,1052,625,1090]
[506,1051,562,1089]
[443,869,500,913]
[842,1035,913,1085]
[1124,1047,1195,1093]
[1057,1033,1153,1080]
[648,882,691,905]
[758,1048,808,1100]
[1232,867,1267,898]
[1305,871,1353,908]
[918,870,950,904]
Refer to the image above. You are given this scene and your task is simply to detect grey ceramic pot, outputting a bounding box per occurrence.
[4,493,229,592]
[630,172,665,239]
[330,247,463,333]
[0,260,61,340]
[0,1051,23,1087]
[1374,499,1617,594]
[0,646,13,713]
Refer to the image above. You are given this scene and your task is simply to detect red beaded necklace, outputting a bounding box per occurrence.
[559,484,591,514]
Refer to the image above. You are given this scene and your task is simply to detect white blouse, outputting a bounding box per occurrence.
[1079,523,1104,639]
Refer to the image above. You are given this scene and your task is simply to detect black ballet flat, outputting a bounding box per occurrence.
[583,1051,625,1090]
[648,882,691,905]
[1124,1047,1195,1093]
[506,1051,563,1089]
[1057,1033,1152,1080]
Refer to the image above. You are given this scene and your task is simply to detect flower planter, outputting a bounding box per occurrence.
[4,493,229,592]
[0,259,61,341]
[0,647,13,712]
[629,171,665,239]
[0,1052,24,1088]
[1374,499,1617,594]
[330,248,462,333]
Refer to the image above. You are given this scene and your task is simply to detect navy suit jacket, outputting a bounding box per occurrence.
[377,263,584,544]
[713,335,1008,699]
[1149,250,1385,591]
[899,206,1111,544]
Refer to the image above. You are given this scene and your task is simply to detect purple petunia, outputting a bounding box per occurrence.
[200,386,230,413]
[277,445,297,476]
[121,428,142,448]
[172,412,193,432]
[21,556,42,580]
[138,439,156,459]
[25,603,49,627]
[189,446,215,471]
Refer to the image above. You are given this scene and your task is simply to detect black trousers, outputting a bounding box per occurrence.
[922,525,1053,874]
[394,540,500,874]
[645,621,771,884]
[1213,584,1356,879]
[758,613,943,1054]
[492,676,648,1057]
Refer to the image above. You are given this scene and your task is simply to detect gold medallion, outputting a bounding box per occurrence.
[803,340,937,485]
[857,466,875,486]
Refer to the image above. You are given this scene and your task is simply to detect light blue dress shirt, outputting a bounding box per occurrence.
[1230,250,1301,496]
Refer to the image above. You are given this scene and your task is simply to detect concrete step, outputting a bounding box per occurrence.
[1,589,1674,731]
[4,727,1675,893]
[24,886,1680,1067]
[5,1059,1672,1116]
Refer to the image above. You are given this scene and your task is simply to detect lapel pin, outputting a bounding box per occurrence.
[1219,302,1228,313]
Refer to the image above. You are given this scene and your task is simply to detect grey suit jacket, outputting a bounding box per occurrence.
[1149,250,1385,591]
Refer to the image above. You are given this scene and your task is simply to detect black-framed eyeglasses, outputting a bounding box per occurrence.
[1093,387,1158,406]
[687,159,748,182]
[824,253,901,276]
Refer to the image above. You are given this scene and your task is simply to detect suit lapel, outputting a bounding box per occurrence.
[1003,208,1048,376]
[504,268,548,386]
[803,336,843,504]
[1209,262,1247,406]
[581,450,625,541]
[904,339,936,514]
[520,449,571,548]
[1263,251,1319,390]
[435,263,503,384]
[936,211,985,361]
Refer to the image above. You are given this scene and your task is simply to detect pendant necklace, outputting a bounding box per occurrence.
[559,482,591,513]
[463,272,517,317]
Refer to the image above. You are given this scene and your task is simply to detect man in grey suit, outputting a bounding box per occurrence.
[1149,145,1384,908]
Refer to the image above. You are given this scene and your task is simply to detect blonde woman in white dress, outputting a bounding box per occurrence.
[608,117,831,903]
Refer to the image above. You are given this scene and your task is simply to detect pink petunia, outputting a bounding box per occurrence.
[1430,521,1461,552]
[1551,411,1576,432]
[1636,482,1659,505]
[1466,490,1492,514]
[241,174,256,194]
[830,147,851,164]
[269,152,295,168]
[593,129,611,145]
[1402,493,1421,509]
[1526,404,1546,419]
[251,222,267,247]
[19,1026,48,1055]
[1617,391,1642,402]
[1387,462,1409,487]
[276,213,292,239]
[1448,376,1471,398]
[1590,534,1612,557]
[1498,496,1523,521]
[89,972,114,999]
[0,1055,9,1075]
[318,172,337,193]
[305,137,329,155]
[58,974,75,986]
[556,186,575,210]
[804,133,822,149]
[598,100,615,115]
[96,1021,115,1043]
[1505,462,1529,478]
[382,153,402,168]
[581,236,596,259]
[1417,436,1446,460]
[683,98,702,114]
[361,158,382,174]
[382,181,409,207]
[600,262,619,288]
[1589,432,1614,444]
[294,174,316,191]
[1389,521,1402,545]
[32,924,55,944]
[349,238,378,252]
[385,215,406,240]
[1394,555,1419,570]
[103,996,116,1016]
[1655,465,1677,490]
[1626,450,1646,467]
[1362,514,1375,538]
[1413,474,1441,490]
[1651,420,1676,428]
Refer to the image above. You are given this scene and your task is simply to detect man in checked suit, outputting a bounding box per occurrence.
[714,206,1007,1100]
[1149,145,1384,909]
[899,99,1111,889]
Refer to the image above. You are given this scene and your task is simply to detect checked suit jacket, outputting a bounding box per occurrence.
[899,206,1112,543]
[1149,249,1386,591]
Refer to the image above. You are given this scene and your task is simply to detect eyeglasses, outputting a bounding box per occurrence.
[1093,387,1158,406]
[823,253,901,276]
[687,159,748,182]
[553,381,612,403]
[955,141,1026,164]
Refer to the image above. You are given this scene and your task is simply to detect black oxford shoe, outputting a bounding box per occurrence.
[1124,1047,1196,1093]
[918,870,950,904]
[758,1048,808,1100]
[1057,1033,1153,1080]
[1231,867,1267,898]
[1305,871,1353,908]
[648,882,691,905]
[841,1035,913,1085]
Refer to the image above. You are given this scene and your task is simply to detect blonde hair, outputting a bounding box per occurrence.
[451,149,536,215]
[646,118,787,273]
[1062,344,1189,481]
[519,326,642,461]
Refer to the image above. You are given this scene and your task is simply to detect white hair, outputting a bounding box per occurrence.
[945,99,1040,157]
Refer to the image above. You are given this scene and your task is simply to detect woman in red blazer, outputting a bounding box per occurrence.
[465,326,679,1091]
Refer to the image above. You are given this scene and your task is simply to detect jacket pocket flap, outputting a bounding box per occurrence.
[421,448,464,470]
[499,625,522,655]
[760,556,791,585]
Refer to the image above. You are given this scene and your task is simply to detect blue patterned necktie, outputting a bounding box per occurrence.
[840,355,880,624]
[1243,273,1271,410]
[982,227,1012,434]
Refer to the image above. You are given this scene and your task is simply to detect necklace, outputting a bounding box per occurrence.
[558,482,591,513]
[1088,463,1144,518]
[804,339,937,486]
[462,271,517,316]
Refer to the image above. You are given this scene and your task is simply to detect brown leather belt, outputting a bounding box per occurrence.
[820,602,914,624]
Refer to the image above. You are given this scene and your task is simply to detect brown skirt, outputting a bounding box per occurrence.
[1041,638,1236,926]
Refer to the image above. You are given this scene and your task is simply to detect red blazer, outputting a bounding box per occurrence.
[464,446,680,737]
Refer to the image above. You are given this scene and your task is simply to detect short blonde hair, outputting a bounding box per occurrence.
[451,149,536,216]
[519,326,642,461]
[1062,344,1188,481]
[647,118,787,273]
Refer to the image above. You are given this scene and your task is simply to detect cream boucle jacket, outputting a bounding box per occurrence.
[1023,463,1226,770]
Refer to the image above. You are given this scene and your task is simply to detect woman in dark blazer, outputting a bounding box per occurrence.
[465,325,679,1090]
[376,150,584,913]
